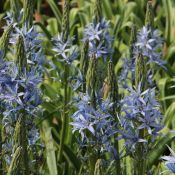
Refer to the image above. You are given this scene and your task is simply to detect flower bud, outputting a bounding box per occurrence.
[16,35,27,74]
[0,24,13,58]
[23,0,34,29]
[135,53,146,90]
[62,0,70,42]
[145,1,154,29]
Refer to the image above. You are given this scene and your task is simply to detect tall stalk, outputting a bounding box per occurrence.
[134,53,146,175]
[106,61,121,175]
[58,0,70,162]
[13,35,29,175]
[86,54,98,175]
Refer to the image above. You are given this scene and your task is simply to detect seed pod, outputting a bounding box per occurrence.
[94,159,104,175]
[22,0,33,29]
[0,24,13,59]
[62,0,70,42]
[16,35,27,74]
[80,40,89,92]
[86,54,97,107]
[94,0,102,23]
[145,1,154,29]
[135,53,146,90]
[7,146,22,175]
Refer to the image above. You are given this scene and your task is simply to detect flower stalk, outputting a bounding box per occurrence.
[58,0,70,162]
[7,35,29,175]
[134,53,147,175]
[86,54,97,108]
[106,61,121,175]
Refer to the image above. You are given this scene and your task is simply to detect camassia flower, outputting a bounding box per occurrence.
[0,57,42,167]
[83,18,113,60]
[0,24,44,164]
[0,60,42,120]
[119,84,163,153]
[52,32,78,64]
[135,26,165,67]
[119,25,165,86]
[71,93,117,153]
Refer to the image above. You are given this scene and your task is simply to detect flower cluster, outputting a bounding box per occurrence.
[0,24,44,164]
[0,62,41,118]
[71,93,117,153]
[83,18,113,60]
[120,25,164,86]
[52,33,78,64]
[119,84,163,153]
[134,26,165,67]
[11,25,44,66]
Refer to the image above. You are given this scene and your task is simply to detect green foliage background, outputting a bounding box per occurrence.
[0,0,175,174]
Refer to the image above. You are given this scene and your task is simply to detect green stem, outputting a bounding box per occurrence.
[134,129,145,175]
[89,154,97,175]
[19,114,29,175]
[106,61,121,175]
[58,63,69,162]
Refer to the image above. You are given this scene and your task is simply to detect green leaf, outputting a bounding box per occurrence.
[42,121,58,175]
[46,0,62,30]
[103,0,113,19]
[34,22,52,40]
[164,102,175,125]
[147,131,175,168]
[52,127,81,172]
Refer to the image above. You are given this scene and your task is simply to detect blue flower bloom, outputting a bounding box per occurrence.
[119,25,165,87]
[10,25,42,52]
[83,18,113,60]
[134,26,165,67]
[118,123,147,152]
[119,84,163,153]
[52,33,78,64]
[71,93,117,153]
